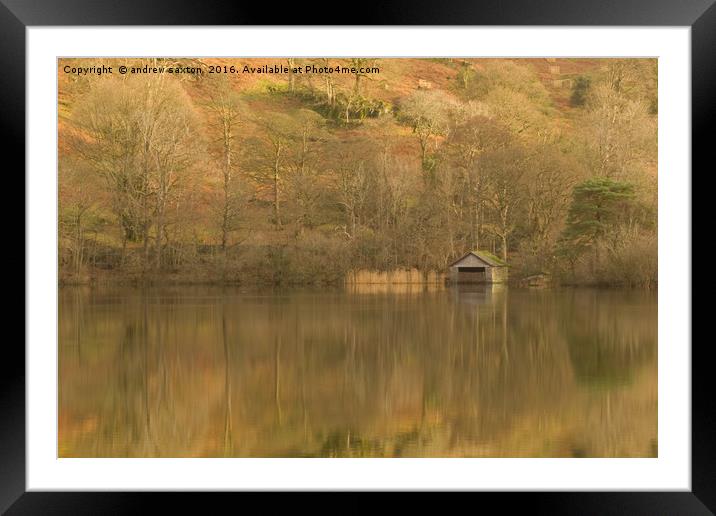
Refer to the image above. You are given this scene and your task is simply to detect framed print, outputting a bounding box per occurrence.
[4,0,710,512]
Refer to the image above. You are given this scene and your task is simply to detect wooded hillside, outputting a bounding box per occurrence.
[58,57,657,287]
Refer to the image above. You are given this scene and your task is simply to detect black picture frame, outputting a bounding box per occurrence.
[4,0,708,512]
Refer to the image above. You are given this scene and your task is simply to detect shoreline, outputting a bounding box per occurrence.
[58,273,656,290]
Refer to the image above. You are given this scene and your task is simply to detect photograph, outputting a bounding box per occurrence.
[57,56,659,459]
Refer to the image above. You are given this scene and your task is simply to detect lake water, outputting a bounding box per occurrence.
[58,285,657,458]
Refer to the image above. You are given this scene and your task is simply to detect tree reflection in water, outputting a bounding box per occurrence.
[58,286,657,457]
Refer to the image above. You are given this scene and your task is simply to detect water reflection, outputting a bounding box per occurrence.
[58,286,657,457]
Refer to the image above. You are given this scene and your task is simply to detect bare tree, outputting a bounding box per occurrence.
[286,109,327,232]
[581,83,655,181]
[330,141,374,240]
[71,75,145,265]
[250,113,298,229]
[148,86,200,270]
[523,145,580,258]
[447,116,511,250]
[59,161,98,274]
[481,145,528,261]
[206,76,246,257]
[398,89,458,181]
[71,68,201,272]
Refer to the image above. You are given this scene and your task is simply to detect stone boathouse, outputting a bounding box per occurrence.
[447,250,508,284]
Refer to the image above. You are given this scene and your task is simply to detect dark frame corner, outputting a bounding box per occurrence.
[5,0,710,513]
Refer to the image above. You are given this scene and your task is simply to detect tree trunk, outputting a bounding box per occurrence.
[473,205,480,250]
[287,58,296,92]
[155,208,163,271]
[142,223,149,273]
[273,149,282,228]
[120,233,127,269]
[221,117,233,277]
[155,170,168,272]
[74,213,83,275]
